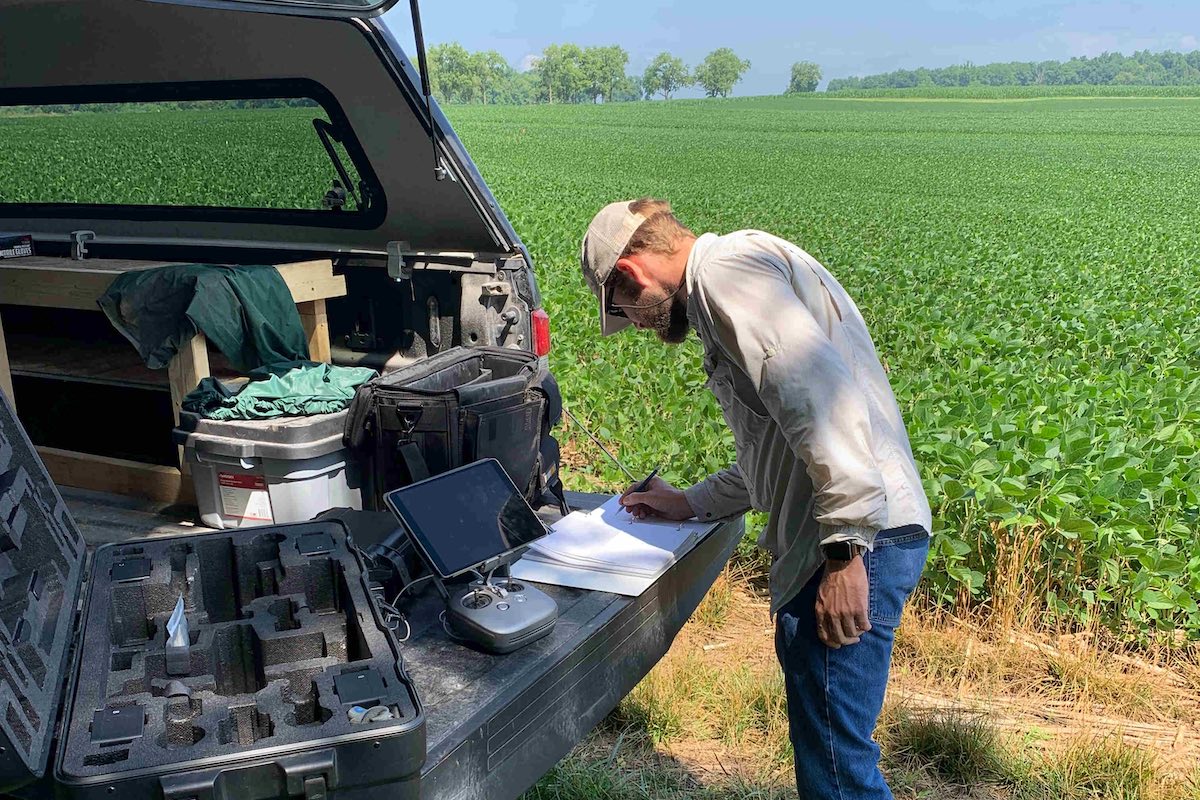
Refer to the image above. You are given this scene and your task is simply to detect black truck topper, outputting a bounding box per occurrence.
[0,0,520,261]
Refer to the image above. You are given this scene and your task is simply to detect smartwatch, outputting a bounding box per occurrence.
[821,541,864,562]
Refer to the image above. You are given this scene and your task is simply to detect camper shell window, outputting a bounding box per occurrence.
[0,80,385,228]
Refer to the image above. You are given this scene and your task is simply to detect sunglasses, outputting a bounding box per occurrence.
[605,285,629,319]
[605,275,685,318]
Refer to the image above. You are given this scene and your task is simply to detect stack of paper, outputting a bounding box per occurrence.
[511,496,718,595]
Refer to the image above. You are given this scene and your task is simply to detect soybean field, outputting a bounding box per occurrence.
[446,96,1200,644]
[3,95,1199,643]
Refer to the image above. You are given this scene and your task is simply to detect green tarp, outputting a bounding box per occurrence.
[182,361,377,421]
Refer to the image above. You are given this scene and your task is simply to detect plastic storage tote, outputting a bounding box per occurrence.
[175,410,361,530]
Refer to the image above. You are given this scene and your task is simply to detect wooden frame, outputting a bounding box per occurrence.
[1,257,347,502]
[35,447,197,506]
[0,258,345,311]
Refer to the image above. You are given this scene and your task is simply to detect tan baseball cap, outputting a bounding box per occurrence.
[580,200,647,336]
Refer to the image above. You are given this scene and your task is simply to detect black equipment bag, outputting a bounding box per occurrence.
[344,346,569,515]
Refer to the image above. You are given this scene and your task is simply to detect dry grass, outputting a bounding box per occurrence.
[893,610,1200,729]
[690,568,736,630]
[526,572,1200,800]
[985,520,1052,631]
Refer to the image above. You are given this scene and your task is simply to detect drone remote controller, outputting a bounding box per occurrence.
[446,577,558,654]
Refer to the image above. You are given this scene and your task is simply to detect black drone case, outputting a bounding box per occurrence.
[0,393,425,800]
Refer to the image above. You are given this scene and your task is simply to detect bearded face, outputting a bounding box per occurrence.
[611,277,690,344]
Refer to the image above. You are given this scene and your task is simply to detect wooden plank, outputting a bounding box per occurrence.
[10,256,176,274]
[0,310,14,412]
[36,446,195,506]
[167,333,211,418]
[7,332,169,390]
[0,265,115,310]
[3,257,344,501]
[6,332,244,390]
[297,299,332,363]
[168,333,211,471]
[275,259,347,302]
[0,258,346,311]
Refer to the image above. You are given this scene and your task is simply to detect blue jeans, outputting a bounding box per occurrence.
[775,525,930,799]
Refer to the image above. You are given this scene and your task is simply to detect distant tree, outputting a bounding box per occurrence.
[610,74,644,102]
[582,45,630,102]
[428,42,476,103]
[824,48,1200,91]
[787,61,822,93]
[643,52,691,100]
[472,51,512,104]
[535,44,587,103]
[693,48,751,97]
[497,70,539,105]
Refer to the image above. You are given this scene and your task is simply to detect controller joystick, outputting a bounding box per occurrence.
[461,591,492,610]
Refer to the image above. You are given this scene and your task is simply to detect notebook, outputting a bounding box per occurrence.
[511,496,719,595]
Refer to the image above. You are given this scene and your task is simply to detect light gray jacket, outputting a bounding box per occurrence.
[681,231,932,613]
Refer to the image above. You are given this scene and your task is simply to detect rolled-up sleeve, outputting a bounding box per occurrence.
[684,463,753,521]
[700,252,888,546]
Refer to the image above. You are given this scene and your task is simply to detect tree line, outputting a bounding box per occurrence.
[827,49,1200,91]
[426,43,803,104]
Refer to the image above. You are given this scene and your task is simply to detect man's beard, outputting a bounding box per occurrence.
[648,289,690,344]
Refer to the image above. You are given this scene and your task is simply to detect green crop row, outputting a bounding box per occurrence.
[3,95,1198,642]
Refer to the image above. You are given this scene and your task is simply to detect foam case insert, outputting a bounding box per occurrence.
[61,523,422,779]
[0,393,424,798]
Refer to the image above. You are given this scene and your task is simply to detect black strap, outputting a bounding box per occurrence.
[397,441,431,485]
[548,474,570,516]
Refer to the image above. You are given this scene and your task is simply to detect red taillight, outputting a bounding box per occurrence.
[532,309,551,357]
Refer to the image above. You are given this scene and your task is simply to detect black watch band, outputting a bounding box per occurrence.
[821,541,864,562]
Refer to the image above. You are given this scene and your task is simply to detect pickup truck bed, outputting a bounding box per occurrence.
[45,487,744,800]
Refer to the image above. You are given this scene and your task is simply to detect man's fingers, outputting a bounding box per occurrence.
[624,491,667,512]
[817,612,850,649]
[818,611,863,648]
[854,609,872,637]
[816,616,837,649]
[621,493,665,519]
[620,491,648,507]
[622,475,670,501]
[839,613,861,643]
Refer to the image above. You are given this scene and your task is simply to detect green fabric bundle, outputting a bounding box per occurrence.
[183,361,377,421]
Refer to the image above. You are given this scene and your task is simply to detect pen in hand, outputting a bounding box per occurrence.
[623,468,660,513]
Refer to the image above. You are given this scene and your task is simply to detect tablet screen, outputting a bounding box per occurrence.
[383,459,547,578]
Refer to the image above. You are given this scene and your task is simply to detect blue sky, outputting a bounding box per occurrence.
[381,0,1200,96]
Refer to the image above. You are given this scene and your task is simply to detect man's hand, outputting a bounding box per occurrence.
[815,556,871,648]
[619,476,695,521]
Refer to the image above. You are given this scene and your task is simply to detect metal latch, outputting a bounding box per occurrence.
[427,295,442,352]
[303,776,328,800]
[387,240,413,281]
[70,230,95,260]
[480,280,510,298]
